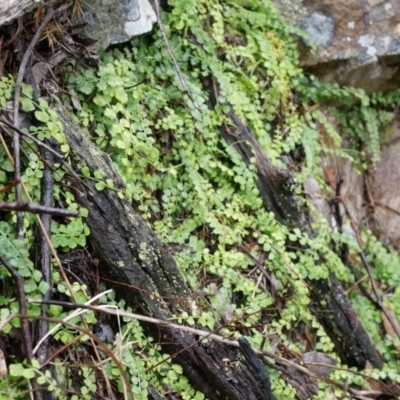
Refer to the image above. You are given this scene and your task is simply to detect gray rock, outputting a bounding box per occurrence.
[299,12,334,48]
[0,0,156,52]
[368,116,400,250]
[76,0,156,50]
[274,0,400,92]
[388,38,400,55]
[93,323,114,342]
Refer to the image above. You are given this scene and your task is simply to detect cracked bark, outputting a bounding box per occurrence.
[56,105,275,400]
[55,92,382,400]
[216,106,382,370]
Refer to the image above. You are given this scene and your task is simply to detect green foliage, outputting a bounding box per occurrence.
[63,0,400,396]
[363,230,400,287]
[350,230,400,366]
[0,83,92,396]
[326,90,397,165]
[1,0,400,398]
[0,87,90,245]
[0,75,14,107]
[0,221,43,332]
[28,98,70,153]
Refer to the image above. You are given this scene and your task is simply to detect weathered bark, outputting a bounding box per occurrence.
[56,105,275,400]
[223,110,301,226]
[148,386,166,400]
[312,274,382,369]
[207,86,379,379]
[35,141,57,400]
[55,88,382,397]
[238,337,275,399]
[217,107,382,370]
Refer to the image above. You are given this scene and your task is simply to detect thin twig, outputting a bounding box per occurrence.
[2,89,105,397]
[0,201,79,216]
[19,314,134,400]
[152,0,200,111]
[36,142,54,372]
[12,1,73,239]
[374,201,400,218]
[359,251,400,339]
[341,204,400,339]
[0,252,41,398]
[3,125,56,172]
[326,176,400,341]
[0,118,65,160]
[0,253,33,360]
[28,299,396,397]
[0,116,92,196]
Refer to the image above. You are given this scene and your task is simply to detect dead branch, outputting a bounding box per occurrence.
[238,337,275,400]
[30,298,397,399]
[35,141,54,399]
[0,201,79,216]
[12,1,73,238]
[20,313,135,400]
[152,0,200,111]
[0,252,38,397]
[329,175,400,341]
[0,118,65,160]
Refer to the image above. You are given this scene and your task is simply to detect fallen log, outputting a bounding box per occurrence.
[218,106,382,370]
[56,105,276,400]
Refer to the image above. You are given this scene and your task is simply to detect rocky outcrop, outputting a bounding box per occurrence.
[273,1,400,251]
[274,0,400,93]
[0,0,156,50]
[74,0,156,50]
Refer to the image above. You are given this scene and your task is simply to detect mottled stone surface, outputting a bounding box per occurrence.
[308,108,400,250]
[298,12,335,48]
[0,0,156,51]
[75,0,156,50]
[304,152,365,230]
[275,0,400,92]
[367,111,400,249]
